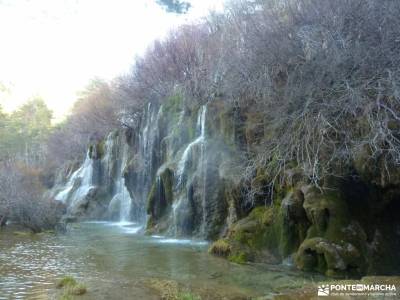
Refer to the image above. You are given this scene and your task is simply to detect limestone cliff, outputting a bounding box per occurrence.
[51,94,400,278]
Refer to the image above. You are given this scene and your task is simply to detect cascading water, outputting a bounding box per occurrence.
[176,105,207,187]
[53,102,164,223]
[107,139,133,223]
[172,105,208,237]
[171,195,184,236]
[133,103,163,222]
[55,150,94,207]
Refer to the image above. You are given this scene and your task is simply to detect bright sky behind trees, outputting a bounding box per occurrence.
[0,0,223,121]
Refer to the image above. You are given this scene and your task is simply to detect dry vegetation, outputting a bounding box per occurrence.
[0,160,65,232]
[2,0,399,224]
[49,0,400,205]
[62,0,398,204]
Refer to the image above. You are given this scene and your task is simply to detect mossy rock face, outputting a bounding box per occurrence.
[294,186,368,277]
[209,205,285,264]
[301,186,350,239]
[95,140,106,159]
[280,190,310,258]
[283,168,305,188]
[159,168,174,207]
[229,206,275,250]
[295,237,365,278]
[211,181,375,278]
[209,184,312,264]
[250,168,272,206]
[146,167,176,234]
[146,214,170,235]
[147,168,174,222]
[88,139,107,160]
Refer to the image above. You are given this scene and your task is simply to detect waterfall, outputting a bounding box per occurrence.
[133,103,163,221]
[55,151,94,206]
[108,139,133,223]
[106,103,162,223]
[102,132,133,223]
[102,133,115,178]
[109,177,132,223]
[172,105,208,237]
[176,105,207,187]
[171,195,184,236]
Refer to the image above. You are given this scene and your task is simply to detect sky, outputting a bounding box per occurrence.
[0,0,224,121]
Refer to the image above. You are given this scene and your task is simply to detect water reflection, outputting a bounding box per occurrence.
[0,222,323,299]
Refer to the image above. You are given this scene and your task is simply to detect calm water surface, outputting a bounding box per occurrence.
[0,222,324,299]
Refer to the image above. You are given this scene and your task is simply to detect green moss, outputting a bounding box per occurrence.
[88,145,95,158]
[13,230,33,236]
[228,251,248,264]
[214,204,284,264]
[302,187,351,242]
[59,294,73,300]
[164,93,183,113]
[146,183,156,215]
[208,239,231,257]
[159,168,174,206]
[230,205,283,253]
[249,206,274,226]
[56,276,77,288]
[294,186,369,277]
[146,168,174,224]
[212,185,312,265]
[178,292,201,300]
[56,276,87,298]
[295,237,365,278]
[187,121,196,140]
[87,140,106,159]
[96,140,106,158]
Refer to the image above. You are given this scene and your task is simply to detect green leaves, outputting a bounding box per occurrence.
[0,98,52,163]
[156,0,191,14]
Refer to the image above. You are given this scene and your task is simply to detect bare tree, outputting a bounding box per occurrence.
[0,160,65,232]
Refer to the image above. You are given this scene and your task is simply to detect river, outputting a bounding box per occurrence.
[0,222,324,299]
